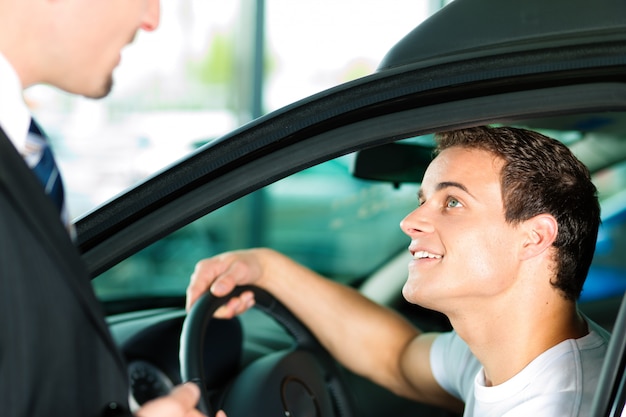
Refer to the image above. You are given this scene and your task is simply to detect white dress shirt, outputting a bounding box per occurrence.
[0,52,31,153]
[0,52,75,234]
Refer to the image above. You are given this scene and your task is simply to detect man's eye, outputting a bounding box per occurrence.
[446,197,462,208]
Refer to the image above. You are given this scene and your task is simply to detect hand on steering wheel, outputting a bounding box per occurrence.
[180,285,355,417]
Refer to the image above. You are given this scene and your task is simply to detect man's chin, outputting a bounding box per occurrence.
[93,77,114,99]
[79,76,114,100]
[402,277,438,309]
[402,280,421,304]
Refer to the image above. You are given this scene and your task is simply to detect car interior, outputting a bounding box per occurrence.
[93,111,626,417]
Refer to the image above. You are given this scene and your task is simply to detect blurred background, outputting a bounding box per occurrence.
[26,0,448,220]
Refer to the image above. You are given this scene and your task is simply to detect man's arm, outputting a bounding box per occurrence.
[186,248,462,412]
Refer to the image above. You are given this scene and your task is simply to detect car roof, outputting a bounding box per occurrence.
[379,0,626,72]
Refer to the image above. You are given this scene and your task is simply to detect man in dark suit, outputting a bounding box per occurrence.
[0,0,206,415]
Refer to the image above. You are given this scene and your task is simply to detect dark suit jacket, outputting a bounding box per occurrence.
[0,128,132,417]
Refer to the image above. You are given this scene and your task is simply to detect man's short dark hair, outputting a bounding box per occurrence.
[435,125,600,301]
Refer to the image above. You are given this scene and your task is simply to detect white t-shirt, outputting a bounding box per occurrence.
[430,317,610,416]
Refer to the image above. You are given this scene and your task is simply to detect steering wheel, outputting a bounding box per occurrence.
[180,285,356,417]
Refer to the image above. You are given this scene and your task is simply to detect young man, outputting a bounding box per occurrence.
[0,0,205,415]
[187,126,610,416]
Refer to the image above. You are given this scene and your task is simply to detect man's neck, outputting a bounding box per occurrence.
[449,295,588,386]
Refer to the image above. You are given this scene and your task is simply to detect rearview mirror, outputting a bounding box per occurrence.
[352,143,434,186]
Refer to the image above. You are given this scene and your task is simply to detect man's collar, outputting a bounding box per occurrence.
[0,51,31,153]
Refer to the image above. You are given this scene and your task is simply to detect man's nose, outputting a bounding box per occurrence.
[400,205,434,236]
[140,0,161,32]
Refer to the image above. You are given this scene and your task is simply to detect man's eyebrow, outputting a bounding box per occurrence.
[437,181,470,194]
[417,181,475,200]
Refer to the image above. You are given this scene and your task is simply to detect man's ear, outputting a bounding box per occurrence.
[519,214,558,260]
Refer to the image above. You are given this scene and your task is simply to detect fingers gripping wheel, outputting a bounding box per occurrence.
[180,285,356,417]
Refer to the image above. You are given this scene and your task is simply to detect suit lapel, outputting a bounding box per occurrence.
[0,127,128,375]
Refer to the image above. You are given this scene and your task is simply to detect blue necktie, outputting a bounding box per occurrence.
[24,119,70,228]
